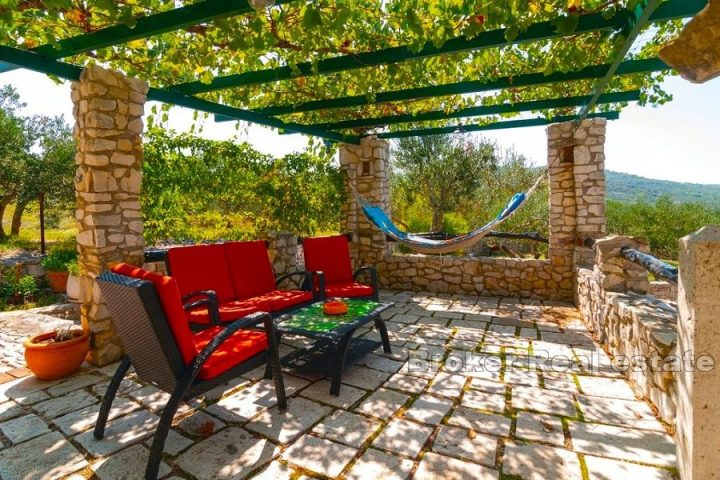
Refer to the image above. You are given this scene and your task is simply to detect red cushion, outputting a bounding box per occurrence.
[186,297,274,325]
[167,244,235,301]
[252,290,313,312]
[325,282,374,298]
[111,263,198,365]
[224,241,276,299]
[302,235,354,285]
[193,326,268,380]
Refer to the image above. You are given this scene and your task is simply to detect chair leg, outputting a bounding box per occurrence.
[94,356,131,440]
[146,383,187,479]
[266,335,287,411]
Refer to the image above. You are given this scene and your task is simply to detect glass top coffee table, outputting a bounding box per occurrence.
[275,299,394,396]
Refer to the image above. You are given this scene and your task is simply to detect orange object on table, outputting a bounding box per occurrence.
[323,300,348,315]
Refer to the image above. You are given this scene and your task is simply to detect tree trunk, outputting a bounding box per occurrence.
[10,199,28,237]
[0,193,15,239]
[431,209,443,233]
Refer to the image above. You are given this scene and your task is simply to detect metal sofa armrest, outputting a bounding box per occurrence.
[182,290,221,327]
[353,266,379,300]
[275,271,312,291]
[312,271,326,301]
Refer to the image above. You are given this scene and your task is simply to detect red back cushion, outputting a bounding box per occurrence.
[224,241,277,299]
[302,235,354,285]
[110,263,197,365]
[166,244,235,301]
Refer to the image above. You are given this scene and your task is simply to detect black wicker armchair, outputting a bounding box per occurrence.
[94,266,286,479]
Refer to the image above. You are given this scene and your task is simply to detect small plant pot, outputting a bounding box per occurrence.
[66,275,81,302]
[46,271,69,293]
[24,330,89,380]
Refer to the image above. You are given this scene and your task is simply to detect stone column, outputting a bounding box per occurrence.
[267,232,299,278]
[676,225,720,480]
[71,65,148,366]
[339,136,391,270]
[547,118,607,298]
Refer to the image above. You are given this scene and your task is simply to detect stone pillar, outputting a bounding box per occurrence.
[71,65,148,366]
[594,235,651,293]
[339,136,391,270]
[268,232,299,278]
[547,118,607,297]
[676,225,720,480]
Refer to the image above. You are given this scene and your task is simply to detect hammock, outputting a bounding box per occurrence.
[354,173,546,255]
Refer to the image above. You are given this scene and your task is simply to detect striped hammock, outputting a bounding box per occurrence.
[354,173,545,255]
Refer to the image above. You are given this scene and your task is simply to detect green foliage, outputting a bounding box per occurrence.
[392,135,497,232]
[142,129,344,243]
[0,270,38,301]
[0,1,683,136]
[40,248,77,273]
[607,196,720,260]
[606,171,720,206]
[391,135,548,257]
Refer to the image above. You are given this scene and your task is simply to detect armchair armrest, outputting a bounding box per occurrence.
[187,312,273,378]
[275,271,312,291]
[313,271,326,302]
[353,266,379,301]
[182,290,221,327]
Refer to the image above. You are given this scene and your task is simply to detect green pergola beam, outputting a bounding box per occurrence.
[263,90,640,132]
[0,45,358,145]
[253,58,667,116]
[577,0,661,119]
[170,0,703,95]
[377,112,620,139]
[0,0,296,74]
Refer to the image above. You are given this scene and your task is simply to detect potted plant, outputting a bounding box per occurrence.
[24,326,89,380]
[41,249,77,293]
[66,260,81,302]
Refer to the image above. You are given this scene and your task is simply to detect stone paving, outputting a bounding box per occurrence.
[0,291,678,479]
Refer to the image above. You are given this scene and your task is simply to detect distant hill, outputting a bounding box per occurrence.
[606,171,720,205]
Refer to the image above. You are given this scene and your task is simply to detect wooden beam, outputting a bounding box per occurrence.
[375,112,619,139]
[253,58,667,116]
[0,45,358,145]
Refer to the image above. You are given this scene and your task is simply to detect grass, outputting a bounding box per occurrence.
[0,203,77,257]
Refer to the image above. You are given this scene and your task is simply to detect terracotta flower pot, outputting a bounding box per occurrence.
[46,271,69,293]
[24,330,89,380]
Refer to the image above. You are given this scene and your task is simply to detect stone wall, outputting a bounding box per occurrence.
[576,267,678,424]
[648,280,678,301]
[338,119,607,302]
[575,234,678,424]
[267,232,300,280]
[71,65,148,366]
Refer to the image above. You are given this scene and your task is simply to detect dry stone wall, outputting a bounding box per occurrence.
[71,65,148,366]
[575,235,679,425]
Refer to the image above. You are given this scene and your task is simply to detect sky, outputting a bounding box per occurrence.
[2,69,719,185]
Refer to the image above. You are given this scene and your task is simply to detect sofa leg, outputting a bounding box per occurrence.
[94,356,131,440]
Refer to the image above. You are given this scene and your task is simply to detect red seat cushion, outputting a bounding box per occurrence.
[252,290,313,312]
[302,235,354,285]
[224,241,277,299]
[193,326,268,380]
[111,263,198,365]
[325,282,374,299]
[167,244,235,301]
[186,297,273,325]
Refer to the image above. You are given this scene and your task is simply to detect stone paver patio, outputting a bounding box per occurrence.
[0,291,677,479]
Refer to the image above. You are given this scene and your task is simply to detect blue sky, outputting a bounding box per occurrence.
[3,69,719,184]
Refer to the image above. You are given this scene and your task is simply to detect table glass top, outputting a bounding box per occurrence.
[278,300,384,333]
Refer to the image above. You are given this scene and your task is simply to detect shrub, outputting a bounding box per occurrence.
[41,248,77,273]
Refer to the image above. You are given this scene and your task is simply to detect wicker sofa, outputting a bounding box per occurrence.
[166,240,316,329]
